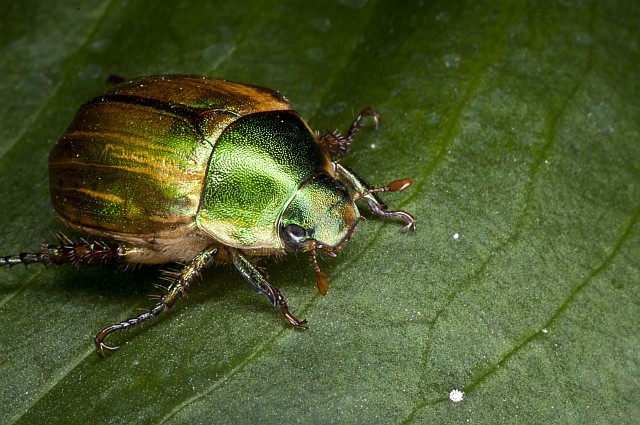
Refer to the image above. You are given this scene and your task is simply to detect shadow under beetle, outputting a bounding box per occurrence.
[0,75,415,356]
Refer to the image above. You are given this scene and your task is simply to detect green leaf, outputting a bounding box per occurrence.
[1,1,638,423]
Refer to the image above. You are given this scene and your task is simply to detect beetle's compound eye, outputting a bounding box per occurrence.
[281,223,308,248]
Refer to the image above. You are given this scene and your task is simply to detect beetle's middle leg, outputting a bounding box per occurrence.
[226,247,308,329]
[94,245,218,356]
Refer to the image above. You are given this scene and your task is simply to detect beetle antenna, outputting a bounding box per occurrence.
[352,178,413,202]
[311,242,330,296]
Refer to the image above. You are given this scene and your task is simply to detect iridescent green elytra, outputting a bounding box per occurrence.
[2,75,415,356]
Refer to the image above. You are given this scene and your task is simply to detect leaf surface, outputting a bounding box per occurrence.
[0,1,638,423]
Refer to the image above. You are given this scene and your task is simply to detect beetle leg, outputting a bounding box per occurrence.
[226,247,308,329]
[335,163,416,233]
[94,245,218,356]
[318,107,379,159]
[0,236,124,268]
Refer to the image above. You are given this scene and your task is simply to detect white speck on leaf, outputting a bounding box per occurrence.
[450,389,464,402]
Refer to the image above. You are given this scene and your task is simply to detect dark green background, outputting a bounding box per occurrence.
[1,1,638,423]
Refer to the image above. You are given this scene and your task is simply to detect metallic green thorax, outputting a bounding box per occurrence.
[197,111,335,249]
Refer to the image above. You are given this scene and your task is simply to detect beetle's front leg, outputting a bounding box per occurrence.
[226,247,307,329]
[318,107,379,159]
[335,163,416,233]
[94,245,218,356]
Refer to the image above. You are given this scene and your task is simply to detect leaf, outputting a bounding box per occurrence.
[1,1,638,423]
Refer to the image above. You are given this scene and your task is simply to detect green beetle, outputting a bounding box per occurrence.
[1,75,415,356]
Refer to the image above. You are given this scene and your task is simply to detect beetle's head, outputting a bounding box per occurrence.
[279,173,360,295]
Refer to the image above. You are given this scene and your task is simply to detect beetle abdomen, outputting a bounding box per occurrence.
[49,100,208,237]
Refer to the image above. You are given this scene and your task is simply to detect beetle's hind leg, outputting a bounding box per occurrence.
[318,107,379,159]
[226,247,307,329]
[0,235,124,268]
[94,245,218,356]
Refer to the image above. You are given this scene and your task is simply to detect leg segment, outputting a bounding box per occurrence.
[0,237,124,268]
[335,163,416,233]
[226,247,307,328]
[94,245,218,356]
[319,107,380,159]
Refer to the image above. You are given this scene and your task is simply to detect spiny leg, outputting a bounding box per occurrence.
[226,247,307,328]
[335,163,416,233]
[94,245,218,356]
[319,107,380,159]
[0,235,124,268]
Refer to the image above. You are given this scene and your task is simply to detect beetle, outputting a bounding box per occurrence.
[0,75,415,356]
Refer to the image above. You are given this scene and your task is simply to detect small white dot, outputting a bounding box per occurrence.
[542,328,548,334]
[453,233,460,240]
[449,389,464,402]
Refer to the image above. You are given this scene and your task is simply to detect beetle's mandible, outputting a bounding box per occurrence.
[1,75,415,356]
